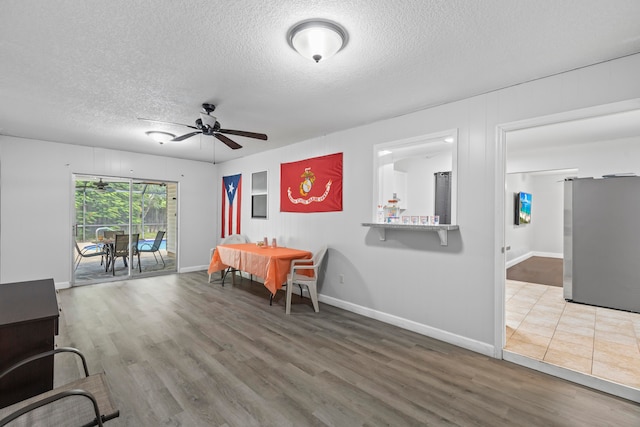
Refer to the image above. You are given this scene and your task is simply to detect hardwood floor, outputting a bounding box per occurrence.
[53,272,640,426]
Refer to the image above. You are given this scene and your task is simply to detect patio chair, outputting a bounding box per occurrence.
[138,231,165,267]
[74,241,108,271]
[0,347,119,426]
[110,233,141,275]
[103,229,124,239]
[285,246,328,314]
[131,233,141,273]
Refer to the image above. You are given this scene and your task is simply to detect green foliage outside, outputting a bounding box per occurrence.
[75,181,167,241]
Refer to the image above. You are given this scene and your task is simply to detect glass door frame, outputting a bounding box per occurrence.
[71,174,177,286]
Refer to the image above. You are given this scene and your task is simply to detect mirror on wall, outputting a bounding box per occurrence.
[251,170,268,219]
[373,130,458,225]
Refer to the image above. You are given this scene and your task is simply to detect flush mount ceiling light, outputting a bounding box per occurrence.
[145,131,175,145]
[288,19,348,63]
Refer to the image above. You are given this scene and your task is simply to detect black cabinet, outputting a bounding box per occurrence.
[0,278,59,408]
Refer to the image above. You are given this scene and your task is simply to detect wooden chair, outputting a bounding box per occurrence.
[285,246,328,314]
[0,348,119,426]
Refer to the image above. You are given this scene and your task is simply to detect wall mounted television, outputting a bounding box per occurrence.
[514,191,532,225]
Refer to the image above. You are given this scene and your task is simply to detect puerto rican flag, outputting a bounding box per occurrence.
[221,174,242,238]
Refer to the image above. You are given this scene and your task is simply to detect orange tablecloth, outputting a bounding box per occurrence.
[207,243,312,295]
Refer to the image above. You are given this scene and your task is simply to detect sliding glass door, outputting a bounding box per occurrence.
[131,180,178,275]
[72,175,177,285]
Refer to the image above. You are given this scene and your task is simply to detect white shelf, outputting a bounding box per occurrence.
[362,222,459,246]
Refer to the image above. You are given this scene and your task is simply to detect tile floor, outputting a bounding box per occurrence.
[505,279,640,389]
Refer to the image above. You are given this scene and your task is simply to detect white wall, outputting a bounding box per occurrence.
[506,136,640,264]
[530,173,570,257]
[213,53,640,356]
[505,173,534,262]
[505,171,573,264]
[2,54,638,358]
[0,136,216,286]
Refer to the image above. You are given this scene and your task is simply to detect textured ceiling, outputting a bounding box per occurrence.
[1,1,640,163]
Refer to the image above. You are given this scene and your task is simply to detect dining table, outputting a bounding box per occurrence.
[92,238,115,272]
[208,243,313,297]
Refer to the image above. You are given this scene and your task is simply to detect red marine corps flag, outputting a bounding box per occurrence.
[280,152,343,213]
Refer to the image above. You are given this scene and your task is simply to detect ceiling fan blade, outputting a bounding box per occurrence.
[218,129,268,140]
[137,118,198,130]
[214,133,243,149]
[172,131,202,142]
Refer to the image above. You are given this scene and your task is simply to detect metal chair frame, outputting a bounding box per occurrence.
[138,230,166,267]
[74,241,108,271]
[110,233,141,275]
[0,348,119,427]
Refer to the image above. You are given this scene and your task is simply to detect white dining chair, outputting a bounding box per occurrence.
[285,246,327,314]
[208,234,248,283]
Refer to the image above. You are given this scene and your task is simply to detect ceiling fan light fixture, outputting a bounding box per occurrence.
[145,131,176,144]
[139,104,267,149]
[288,20,347,63]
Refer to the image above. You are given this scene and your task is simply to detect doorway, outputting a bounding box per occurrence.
[496,100,640,402]
[72,175,178,284]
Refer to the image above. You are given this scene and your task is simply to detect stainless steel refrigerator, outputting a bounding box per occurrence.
[563,176,640,313]
[434,171,451,225]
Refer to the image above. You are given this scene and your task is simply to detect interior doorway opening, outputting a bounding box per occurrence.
[72,175,178,284]
[497,100,640,403]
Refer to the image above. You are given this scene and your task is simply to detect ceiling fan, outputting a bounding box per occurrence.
[139,103,268,150]
[93,178,111,192]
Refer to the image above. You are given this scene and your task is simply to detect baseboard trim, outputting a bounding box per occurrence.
[532,251,563,259]
[319,294,495,357]
[506,251,563,268]
[505,252,532,268]
[55,281,71,290]
[503,350,640,403]
[180,265,208,273]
